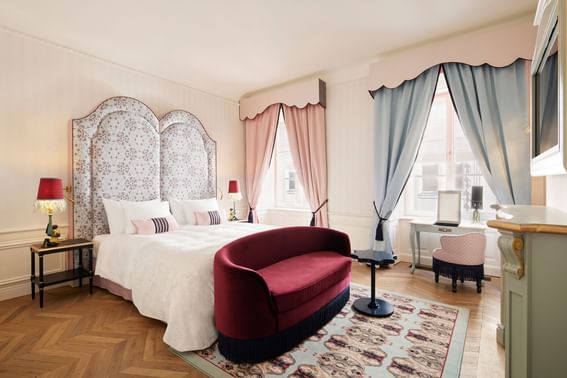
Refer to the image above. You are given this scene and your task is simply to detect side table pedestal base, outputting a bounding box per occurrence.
[352,297,394,318]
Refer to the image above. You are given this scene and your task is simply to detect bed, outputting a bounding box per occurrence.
[72,96,270,351]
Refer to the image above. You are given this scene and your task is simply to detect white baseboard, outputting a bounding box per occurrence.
[0,279,32,301]
[0,278,72,302]
[0,225,70,302]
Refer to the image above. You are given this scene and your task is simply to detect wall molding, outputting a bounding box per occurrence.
[0,226,68,301]
[0,278,70,302]
[0,264,66,286]
[329,212,374,225]
[0,225,69,251]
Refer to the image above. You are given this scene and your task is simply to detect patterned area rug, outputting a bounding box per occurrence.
[173,284,469,377]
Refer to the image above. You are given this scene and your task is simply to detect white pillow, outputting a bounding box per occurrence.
[169,198,187,224]
[102,199,125,234]
[123,200,172,234]
[102,198,160,234]
[170,198,220,225]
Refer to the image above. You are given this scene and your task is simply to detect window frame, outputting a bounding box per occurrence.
[401,73,497,220]
[259,110,310,211]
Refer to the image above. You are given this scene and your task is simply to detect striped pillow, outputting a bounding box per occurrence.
[195,210,226,225]
[131,216,179,234]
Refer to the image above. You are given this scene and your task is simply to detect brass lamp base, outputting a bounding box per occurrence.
[42,238,59,248]
[228,208,238,222]
[472,209,481,224]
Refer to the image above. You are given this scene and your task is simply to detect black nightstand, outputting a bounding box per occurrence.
[30,239,94,308]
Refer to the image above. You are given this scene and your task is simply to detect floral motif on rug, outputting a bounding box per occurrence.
[174,284,468,378]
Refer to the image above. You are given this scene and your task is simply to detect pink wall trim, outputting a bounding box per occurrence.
[240,79,325,120]
[368,16,536,92]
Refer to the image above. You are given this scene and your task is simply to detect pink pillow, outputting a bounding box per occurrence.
[195,210,226,225]
[131,216,179,234]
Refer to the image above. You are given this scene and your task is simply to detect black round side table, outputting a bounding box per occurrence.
[351,249,396,317]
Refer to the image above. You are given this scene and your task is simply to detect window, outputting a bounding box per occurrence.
[402,72,498,217]
[258,111,310,210]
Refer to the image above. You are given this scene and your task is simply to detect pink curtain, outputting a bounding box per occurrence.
[245,104,280,223]
[282,104,328,227]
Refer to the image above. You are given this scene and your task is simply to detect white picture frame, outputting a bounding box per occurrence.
[436,190,461,226]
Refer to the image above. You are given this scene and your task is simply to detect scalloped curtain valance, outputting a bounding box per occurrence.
[239,79,326,120]
[367,16,536,93]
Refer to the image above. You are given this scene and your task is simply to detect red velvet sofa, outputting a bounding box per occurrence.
[214,226,352,363]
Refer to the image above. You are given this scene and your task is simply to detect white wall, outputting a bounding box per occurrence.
[0,28,244,300]
[326,78,375,249]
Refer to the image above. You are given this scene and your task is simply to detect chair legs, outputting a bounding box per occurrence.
[433,259,483,293]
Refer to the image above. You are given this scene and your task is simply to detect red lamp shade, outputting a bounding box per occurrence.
[36,178,64,200]
[228,179,240,194]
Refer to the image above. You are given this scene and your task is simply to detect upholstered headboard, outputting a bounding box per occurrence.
[73,97,216,239]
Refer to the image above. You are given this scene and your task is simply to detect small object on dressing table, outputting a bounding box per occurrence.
[471,186,483,224]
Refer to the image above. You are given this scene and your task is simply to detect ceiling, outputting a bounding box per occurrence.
[0,0,537,101]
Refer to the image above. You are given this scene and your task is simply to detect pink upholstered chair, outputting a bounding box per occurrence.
[432,233,486,293]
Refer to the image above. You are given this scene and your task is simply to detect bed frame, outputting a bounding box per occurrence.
[72,96,217,297]
[72,96,217,240]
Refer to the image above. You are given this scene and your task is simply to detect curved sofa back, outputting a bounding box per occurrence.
[216,226,351,271]
[214,226,352,340]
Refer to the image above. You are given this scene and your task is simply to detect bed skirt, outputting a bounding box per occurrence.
[94,275,133,301]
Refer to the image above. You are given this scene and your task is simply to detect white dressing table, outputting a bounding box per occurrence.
[409,220,487,273]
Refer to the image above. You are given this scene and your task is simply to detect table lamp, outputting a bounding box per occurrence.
[471,186,483,224]
[35,178,66,244]
[227,179,242,221]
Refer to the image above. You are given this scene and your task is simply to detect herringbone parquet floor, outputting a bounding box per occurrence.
[0,262,503,377]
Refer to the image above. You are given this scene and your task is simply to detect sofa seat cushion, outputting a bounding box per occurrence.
[258,251,351,312]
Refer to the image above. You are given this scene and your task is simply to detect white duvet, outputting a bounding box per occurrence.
[94,222,273,351]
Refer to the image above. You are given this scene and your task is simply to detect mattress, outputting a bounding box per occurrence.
[93,222,273,351]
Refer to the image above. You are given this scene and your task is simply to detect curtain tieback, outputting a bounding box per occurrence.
[310,199,329,227]
[247,206,255,223]
[373,201,389,241]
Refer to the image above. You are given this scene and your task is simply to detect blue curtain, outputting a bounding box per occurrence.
[372,65,440,251]
[443,59,530,205]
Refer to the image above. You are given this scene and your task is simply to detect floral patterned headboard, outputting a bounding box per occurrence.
[73,97,216,239]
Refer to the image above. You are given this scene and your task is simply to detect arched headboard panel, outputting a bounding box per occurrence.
[73,97,160,239]
[159,110,216,201]
[73,97,217,239]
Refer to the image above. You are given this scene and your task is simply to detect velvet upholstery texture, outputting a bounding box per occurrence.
[258,251,350,312]
[214,226,351,362]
